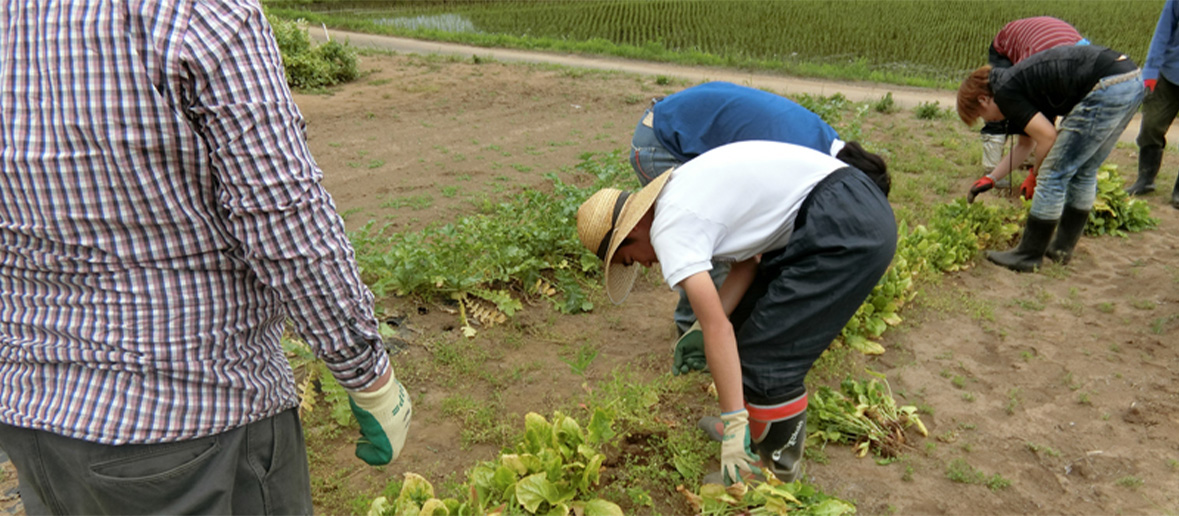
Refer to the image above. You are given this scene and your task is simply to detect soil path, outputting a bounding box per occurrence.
[312,27,1179,145]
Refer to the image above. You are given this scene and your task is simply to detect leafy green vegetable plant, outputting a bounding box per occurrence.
[367,410,623,516]
[808,370,928,458]
[350,152,635,323]
[1089,164,1159,236]
[677,475,855,516]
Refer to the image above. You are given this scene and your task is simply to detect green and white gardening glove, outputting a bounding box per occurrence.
[719,409,762,485]
[348,375,413,465]
[672,321,708,375]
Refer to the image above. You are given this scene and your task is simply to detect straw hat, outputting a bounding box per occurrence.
[576,171,672,304]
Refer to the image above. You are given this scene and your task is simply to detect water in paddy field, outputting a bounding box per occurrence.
[375,14,480,34]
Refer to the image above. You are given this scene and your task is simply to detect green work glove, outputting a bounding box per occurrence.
[672,321,707,375]
[348,374,413,465]
[720,409,762,486]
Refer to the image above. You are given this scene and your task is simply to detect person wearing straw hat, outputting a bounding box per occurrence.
[628,81,888,345]
[577,140,896,485]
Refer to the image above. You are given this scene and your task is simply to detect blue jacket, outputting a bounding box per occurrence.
[1145,0,1179,84]
[651,82,841,163]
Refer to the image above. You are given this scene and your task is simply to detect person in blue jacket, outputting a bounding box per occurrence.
[628,81,889,338]
[1130,0,1179,209]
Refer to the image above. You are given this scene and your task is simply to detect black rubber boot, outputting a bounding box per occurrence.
[1045,207,1091,265]
[1128,146,1163,195]
[751,410,807,483]
[987,215,1058,272]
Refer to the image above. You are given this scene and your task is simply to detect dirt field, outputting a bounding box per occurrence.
[289,49,1179,515]
[3,45,1177,516]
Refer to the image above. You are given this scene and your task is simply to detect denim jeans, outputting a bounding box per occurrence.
[629,107,729,334]
[1030,71,1146,220]
[629,107,683,186]
[0,409,313,515]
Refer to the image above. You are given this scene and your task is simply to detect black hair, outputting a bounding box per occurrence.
[836,141,891,197]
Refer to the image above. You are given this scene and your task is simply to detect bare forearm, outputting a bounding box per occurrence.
[989,136,1034,180]
[718,258,757,317]
[1025,113,1058,174]
[702,319,745,412]
[681,271,746,412]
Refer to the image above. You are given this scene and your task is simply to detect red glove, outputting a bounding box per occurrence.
[1145,78,1157,92]
[968,176,994,203]
[1019,168,1037,200]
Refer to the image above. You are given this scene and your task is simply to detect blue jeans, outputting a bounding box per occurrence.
[629,107,729,334]
[1030,71,1146,220]
[629,107,683,186]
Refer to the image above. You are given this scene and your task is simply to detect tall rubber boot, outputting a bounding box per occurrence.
[1128,146,1163,195]
[747,394,808,483]
[1045,206,1091,265]
[986,215,1058,272]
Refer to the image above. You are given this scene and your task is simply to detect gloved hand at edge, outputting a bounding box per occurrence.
[720,409,762,486]
[967,176,995,203]
[1145,78,1157,93]
[672,321,708,375]
[1019,168,1037,200]
[348,373,413,465]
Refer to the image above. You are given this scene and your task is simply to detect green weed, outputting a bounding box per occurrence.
[561,343,600,376]
[873,92,899,114]
[439,393,513,449]
[1150,314,1178,334]
[1131,299,1157,310]
[1005,388,1022,415]
[1026,442,1062,457]
[914,101,943,120]
[1116,476,1144,489]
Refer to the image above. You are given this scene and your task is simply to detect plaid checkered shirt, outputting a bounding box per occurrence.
[0,0,389,444]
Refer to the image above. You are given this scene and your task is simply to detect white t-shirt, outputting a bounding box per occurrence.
[651,140,845,289]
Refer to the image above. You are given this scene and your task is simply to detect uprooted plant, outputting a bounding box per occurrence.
[807,369,928,459]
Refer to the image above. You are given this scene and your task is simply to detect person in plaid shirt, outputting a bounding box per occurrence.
[0,1,411,513]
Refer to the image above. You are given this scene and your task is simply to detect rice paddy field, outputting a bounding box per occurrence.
[265,0,1162,88]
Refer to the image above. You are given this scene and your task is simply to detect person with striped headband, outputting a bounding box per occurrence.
[958,44,1145,272]
[975,16,1090,200]
[576,140,896,485]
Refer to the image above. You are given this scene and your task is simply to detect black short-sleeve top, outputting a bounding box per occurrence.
[989,45,1137,134]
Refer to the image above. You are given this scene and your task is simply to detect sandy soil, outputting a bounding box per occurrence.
[292,47,1178,515]
[3,36,1177,516]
